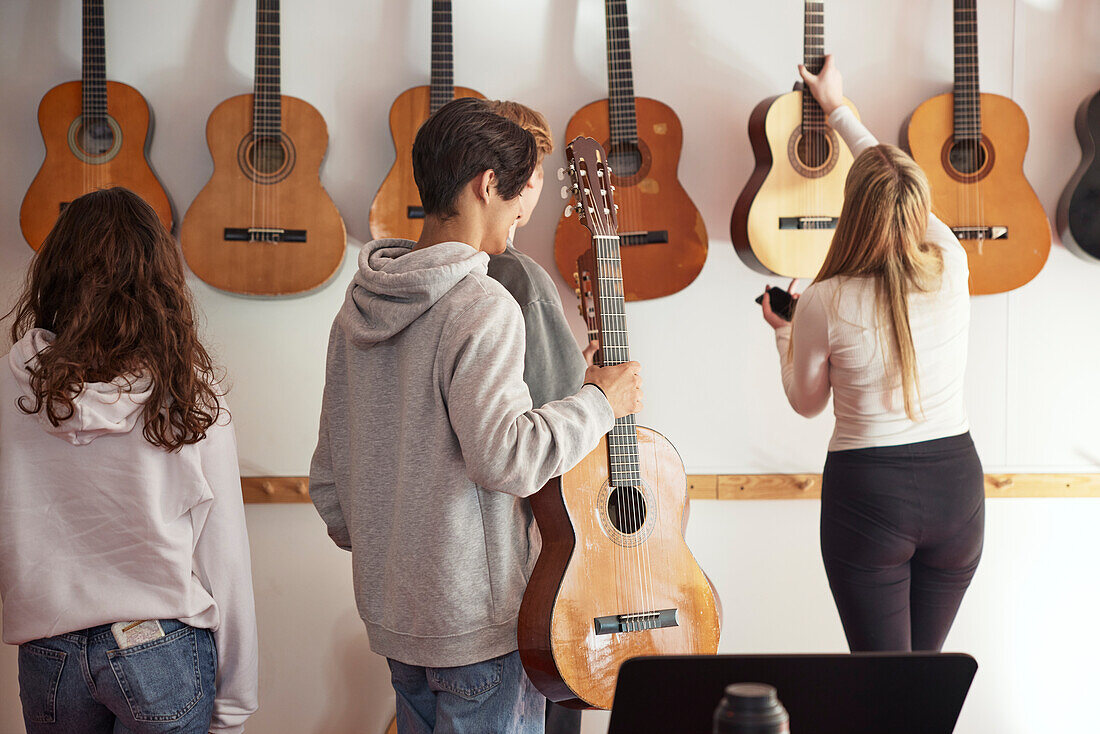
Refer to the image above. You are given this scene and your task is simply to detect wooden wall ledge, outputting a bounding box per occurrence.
[242,474,1100,503]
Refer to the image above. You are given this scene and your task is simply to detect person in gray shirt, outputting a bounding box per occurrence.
[310,98,643,734]
[486,100,589,734]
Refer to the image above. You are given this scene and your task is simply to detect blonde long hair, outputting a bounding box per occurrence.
[814,144,943,420]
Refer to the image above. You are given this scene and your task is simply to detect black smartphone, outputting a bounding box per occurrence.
[755,287,796,321]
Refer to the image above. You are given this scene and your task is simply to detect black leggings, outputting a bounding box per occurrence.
[820,432,985,652]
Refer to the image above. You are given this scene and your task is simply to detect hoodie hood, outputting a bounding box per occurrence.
[8,329,152,446]
[341,238,490,345]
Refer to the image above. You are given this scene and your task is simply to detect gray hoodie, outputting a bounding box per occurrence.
[309,239,614,667]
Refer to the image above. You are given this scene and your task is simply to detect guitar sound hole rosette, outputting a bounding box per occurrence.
[597,479,655,548]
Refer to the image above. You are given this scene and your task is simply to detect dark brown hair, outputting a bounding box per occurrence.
[412,97,537,218]
[7,187,224,450]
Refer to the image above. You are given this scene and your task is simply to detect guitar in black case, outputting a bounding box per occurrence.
[1058,89,1100,262]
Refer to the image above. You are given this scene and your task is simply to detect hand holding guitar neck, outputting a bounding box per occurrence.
[584,361,644,418]
[798,54,844,116]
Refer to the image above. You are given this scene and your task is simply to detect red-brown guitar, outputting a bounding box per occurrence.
[520,137,720,711]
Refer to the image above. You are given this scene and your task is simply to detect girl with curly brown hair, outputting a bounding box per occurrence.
[0,187,258,734]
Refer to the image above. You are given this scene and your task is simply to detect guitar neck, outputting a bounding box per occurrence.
[254,0,282,138]
[82,0,107,124]
[802,0,826,133]
[591,234,641,486]
[430,0,454,114]
[953,0,981,141]
[605,0,638,145]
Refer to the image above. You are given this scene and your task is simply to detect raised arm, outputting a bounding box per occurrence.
[801,55,966,265]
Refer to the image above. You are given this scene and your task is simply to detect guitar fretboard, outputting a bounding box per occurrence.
[953,0,981,141]
[254,0,282,138]
[593,234,641,486]
[82,0,107,124]
[605,0,638,145]
[802,0,826,133]
[430,0,454,114]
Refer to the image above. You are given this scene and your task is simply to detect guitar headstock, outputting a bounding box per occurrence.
[563,137,619,237]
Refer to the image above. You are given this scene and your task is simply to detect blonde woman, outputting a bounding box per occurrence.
[761,57,984,652]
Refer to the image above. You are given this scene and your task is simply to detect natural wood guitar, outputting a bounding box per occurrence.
[520,137,720,711]
[731,0,860,278]
[20,0,174,250]
[554,0,707,302]
[903,0,1050,295]
[369,0,484,241]
[1058,87,1100,262]
[180,0,345,296]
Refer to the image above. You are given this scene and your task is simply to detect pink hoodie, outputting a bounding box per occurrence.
[0,329,258,733]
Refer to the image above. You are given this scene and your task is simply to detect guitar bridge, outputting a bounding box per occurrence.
[952,226,1008,240]
[778,216,838,230]
[224,227,307,243]
[618,230,669,246]
[593,608,679,635]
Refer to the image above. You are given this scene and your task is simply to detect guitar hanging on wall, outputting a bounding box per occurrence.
[1057,86,1100,262]
[902,0,1050,295]
[20,0,174,250]
[520,137,720,711]
[553,0,708,302]
[369,0,485,241]
[180,0,346,296]
[731,0,860,278]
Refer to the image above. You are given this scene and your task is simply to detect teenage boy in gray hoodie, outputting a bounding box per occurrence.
[309,97,644,734]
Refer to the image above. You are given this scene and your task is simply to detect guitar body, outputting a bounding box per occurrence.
[1057,89,1100,262]
[369,85,485,241]
[519,428,720,710]
[20,80,174,250]
[180,94,345,295]
[732,92,860,278]
[904,92,1051,294]
[554,98,707,301]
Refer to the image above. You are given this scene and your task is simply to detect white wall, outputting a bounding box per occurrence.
[1,1,1098,732]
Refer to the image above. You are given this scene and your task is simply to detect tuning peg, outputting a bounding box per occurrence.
[564,204,575,218]
[557,167,566,181]
[572,271,579,285]
[561,185,571,200]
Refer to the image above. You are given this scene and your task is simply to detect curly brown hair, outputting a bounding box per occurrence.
[7,187,224,450]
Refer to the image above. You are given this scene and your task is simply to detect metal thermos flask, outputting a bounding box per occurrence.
[713,682,790,733]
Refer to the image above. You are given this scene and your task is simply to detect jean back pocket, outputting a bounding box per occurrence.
[427,654,505,702]
[18,643,67,724]
[107,625,205,723]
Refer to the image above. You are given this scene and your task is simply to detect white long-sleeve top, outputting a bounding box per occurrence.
[0,329,258,734]
[774,106,971,451]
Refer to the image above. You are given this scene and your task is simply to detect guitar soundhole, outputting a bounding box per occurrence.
[940,135,995,184]
[787,126,839,178]
[237,132,296,184]
[796,130,832,170]
[948,139,987,175]
[251,136,287,174]
[79,120,115,156]
[607,485,647,535]
[607,142,643,178]
[66,115,122,163]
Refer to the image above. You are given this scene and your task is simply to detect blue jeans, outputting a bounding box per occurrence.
[388,650,545,734]
[17,619,217,734]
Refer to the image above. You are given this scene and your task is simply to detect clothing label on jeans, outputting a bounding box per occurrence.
[110,620,165,649]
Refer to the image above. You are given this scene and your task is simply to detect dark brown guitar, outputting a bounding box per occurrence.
[520,137,720,711]
[553,0,708,301]
[20,0,174,249]
[369,0,484,241]
[180,0,345,296]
